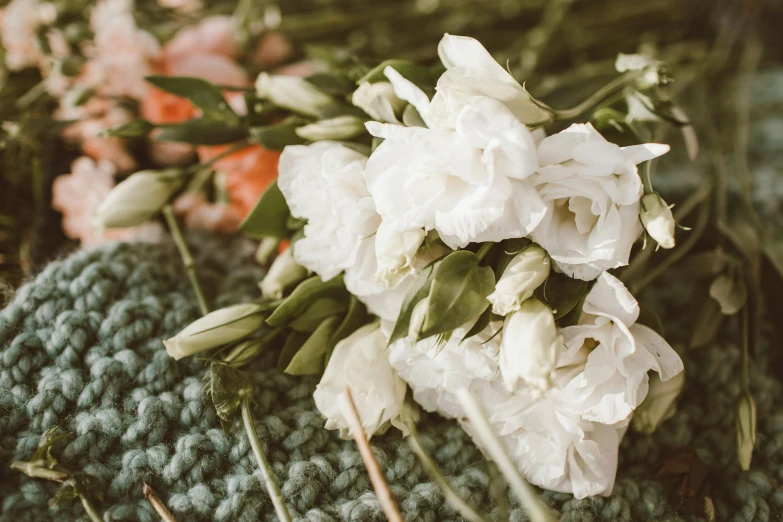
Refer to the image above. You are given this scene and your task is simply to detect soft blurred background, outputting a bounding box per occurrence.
[1,0,781,297]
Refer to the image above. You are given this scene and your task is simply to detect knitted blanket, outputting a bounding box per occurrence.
[0,236,780,522]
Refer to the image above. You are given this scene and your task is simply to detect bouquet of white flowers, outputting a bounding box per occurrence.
[155,34,689,517]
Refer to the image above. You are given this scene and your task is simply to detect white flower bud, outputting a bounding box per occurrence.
[313,323,407,439]
[255,72,336,118]
[352,81,405,123]
[488,245,550,316]
[631,372,685,434]
[615,53,663,89]
[500,298,560,393]
[374,221,425,289]
[640,192,676,249]
[295,116,366,142]
[408,298,429,338]
[736,392,756,470]
[94,169,183,229]
[260,247,308,299]
[164,303,265,360]
[254,237,281,266]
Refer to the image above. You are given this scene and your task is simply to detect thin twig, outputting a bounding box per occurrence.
[553,71,642,120]
[339,388,403,522]
[162,205,210,316]
[241,397,292,522]
[406,422,490,522]
[79,495,104,522]
[191,140,249,174]
[143,482,177,522]
[456,389,558,522]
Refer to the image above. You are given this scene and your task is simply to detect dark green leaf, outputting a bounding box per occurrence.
[285,316,340,375]
[266,275,346,327]
[289,297,347,332]
[461,307,492,343]
[330,296,369,347]
[249,119,306,150]
[239,181,291,239]
[421,251,495,340]
[537,272,591,320]
[305,72,356,97]
[208,363,252,422]
[101,118,155,138]
[359,60,433,90]
[388,261,439,346]
[277,331,308,372]
[494,238,533,278]
[155,119,247,145]
[49,485,78,506]
[145,75,236,119]
[690,297,724,349]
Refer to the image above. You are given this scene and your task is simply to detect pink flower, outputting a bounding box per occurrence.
[173,192,244,234]
[59,97,138,172]
[52,157,163,246]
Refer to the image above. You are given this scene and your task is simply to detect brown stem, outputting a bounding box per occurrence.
[143,482,177,522]
[339,388,403,522]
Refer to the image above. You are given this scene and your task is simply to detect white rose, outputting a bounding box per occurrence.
[313,323,407,439]
[388,318,503,419]
[488,244,550,315]
[374,221,425,289]
[364,96,545,249]
[499,298,560,393]
[386,34,551,128]
[486,390,624,499]
[530,123,670,280]
[551,272,684,424]
[631,371,685,434]
[277,141,378,282]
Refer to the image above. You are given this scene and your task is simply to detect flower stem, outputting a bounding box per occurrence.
[553,71,641,121]
[143,482,177,522]
[406,423,490,522]
[240,397,292,522]
[339,388,403,522]
[162,205,210,316]
[191,141,249,174]
[79,495,104,522]
[456,388,559,522]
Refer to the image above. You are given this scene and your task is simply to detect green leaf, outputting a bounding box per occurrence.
[155,119,247,145]
[421,250,495,340]
[461,307,492,343]
[208,363,253,422]
[359,60,433,90]
[31,427,71,463]
[239,181,291,239]
[249,119,306,150]
[101,118,155,138]
[305,72,356,97]
[537,271,591,320]
[388,261,438,346]
[289,297,347,332]
[494,238,533,278]
[330,296,369,347]
[49,485,79,507]
[266,275,346,327]
[145,75,236,119]
[277,331,308,372]
[285,316,340,375]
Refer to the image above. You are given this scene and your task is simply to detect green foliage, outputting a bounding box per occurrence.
[101,119,155,138]
[388,261,439,346]
[239,181,291,239]
[421,250,495,340]
[284,316,340,375]
[208,363,253,422]
[249,118,307,150]
[266,275,347,327]
[536,271,591,321]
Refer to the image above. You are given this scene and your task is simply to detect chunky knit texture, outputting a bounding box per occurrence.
[0,225,781,522]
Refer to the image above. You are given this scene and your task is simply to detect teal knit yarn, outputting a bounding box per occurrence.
[0,236,781,522]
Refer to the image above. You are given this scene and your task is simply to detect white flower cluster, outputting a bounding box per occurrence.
[275,34,684,498]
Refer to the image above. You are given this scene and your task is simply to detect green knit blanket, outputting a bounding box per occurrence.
[0,237,780,522]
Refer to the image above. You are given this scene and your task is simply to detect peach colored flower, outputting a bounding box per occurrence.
[253,31,293,68]
[0,0,54,71]
[90,0,161,99]
[173,192,243,234]
[197,144,281,217]
[59,97,138,172]
[52,157,164,246]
